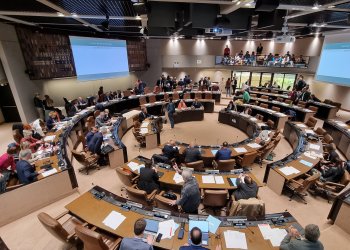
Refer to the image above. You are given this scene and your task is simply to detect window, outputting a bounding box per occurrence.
[273,73,284,88]
[283,74,296,90]
[233,71,250,88]
[261,73,272,87]
[251,73,261,87]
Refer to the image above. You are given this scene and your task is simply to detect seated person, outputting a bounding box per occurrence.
[85,126,98,147]
[139,107,151,123]
[322,143,339,165]
[20,130,42,153]
[0,145,18,193]
[170,167,201,214]
[162,140,179,161]
[137,160,159,194]
[177,99,188,110]
[16,149,44,184]
[242,90,250,104]
[280,224,324,250]
[191,98,203,109]
[120,218,154,250]
[184,142,202,163]
[87,127,106,155]
[103,109,111,122]
[46,111,59,130]
[180,227,214,250]
[226,101,237,111]
[233,174,258,200]
[255,129,272,144]
[320,157,345,183]
[95,111,111,128]
[215,142,232,161]
[68,99,80,117]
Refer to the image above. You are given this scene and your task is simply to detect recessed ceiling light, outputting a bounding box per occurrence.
[312,3,321,10]
[328,5,335,8]
[245,1,253,6]
[71,13,78,17]
[57,12,65,17]
[236,1,241,5]
[83,24,89,27]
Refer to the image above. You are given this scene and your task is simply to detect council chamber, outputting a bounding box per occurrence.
[0,0,349,249]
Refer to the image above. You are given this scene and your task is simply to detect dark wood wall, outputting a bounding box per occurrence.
[15,26,147,80]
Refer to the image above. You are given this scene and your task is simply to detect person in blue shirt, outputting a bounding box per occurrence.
[167,98,176,129]
[120,218,153,250]
[85,126,98,147]
[215,142,232,161]
[16,149,44,184]
[191,98,203,109]
[87,127,107,155]
[180,227,221,250]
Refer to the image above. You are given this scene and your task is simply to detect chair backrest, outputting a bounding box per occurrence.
[125,186,149,206]
[94,110,100,118]
[205,93,212,99]
[314,127,326,136]
[260,103,268,109]
[240,151,258,166]
[183,93,190,99]
[144,87,151,94]
[132,129,144,143]
[75,225,109,250]
[154,195,179,212]
[261,95,269,99]
[298,101,306,108]
[340,171,350,186]
[323,134,334,144]
[202,189,228,207]
[272,135,281,149]
[139,96,147,105]
[272,106,280,112]
[229,198,265,217]
[267,119,275,129]
[308,106,318,112]
[260,143,275,160]
[298,172,320,192]
[305,117,317,128]
[255,114,264,121]
[172,93,180,100]
[148,95,156,103]
[195,92,202,99]
[284,99,292,105]
[116,167,134,187]
[37,212,69,243]
[271,130,280,140]
[250,94,257,98]
[185,160,205,171]
[164,93,169,102]
[217,159,236,171]
[276,97,284,102]
[123,90,131,97]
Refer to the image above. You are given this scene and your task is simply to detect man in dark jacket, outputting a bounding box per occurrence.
[137,161,159,194]
[320,157,345,183]
[184,142,202,163]
[162,140,179,161]
[16,149,44,184]
[167,98,176,128]
[234,174,258,200]
[139,107,151,123]
[296,75,306,91]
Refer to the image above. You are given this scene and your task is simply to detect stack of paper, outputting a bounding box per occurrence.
[102,211,126,230]
[304,151,317,160]
[296,124,307,128]
[234,147,248,153]
[279,166,300,176]
[140,128,148,134]
[247,143,261,149]
[250,117,258,121]
[257,123,266,127]
[305,129,315,134]
[127,161,141,171]
[41,168,58,177]
[157,220,179,239]
[300,159,313,167]
[206,215,221,234]
[202,175,215,184]
[44,135,56,142]
[258,224,287,247]
[224,230,248,249]
[309,144,320,150]
[276,113,287,117]
[141,122,149,128]
[214,176,224,184]
[173,173,184,184]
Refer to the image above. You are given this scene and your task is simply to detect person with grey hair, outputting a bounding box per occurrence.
[280,224,324,250]
[169,165,201,214]
[16,149,44,184]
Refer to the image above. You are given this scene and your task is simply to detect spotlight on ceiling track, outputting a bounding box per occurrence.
[101,14,110,30]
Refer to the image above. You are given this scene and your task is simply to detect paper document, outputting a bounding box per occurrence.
[234,147,247,153]
[247,143,261,149]
[202,175,215,184]
[258,224,272,239]
[250,117,257,121]
[173,173,184,184]
[300,159,313,167]
[141,122,149,128]
[211,150,218,156]
[41,168,58,177]
[296,124,307,128]
[140,128,148,134]
[127,161,140,171]
[279,166,300,176]
[304,151,317,160]
[224,230,248,249]
[206,215,221,234]
[338,123,347,127]
[257,123,266,127]
[269,228,288,247]
[214,176,225,184]
[305,129,315,134]
[44,135,56,142]
[276,113,287,117]
[102,211,126,230]
[157,220,179,239]
[309,144,320,150]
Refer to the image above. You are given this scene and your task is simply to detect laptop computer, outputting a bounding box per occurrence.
[188,220,209,246]
[144,219,159,237]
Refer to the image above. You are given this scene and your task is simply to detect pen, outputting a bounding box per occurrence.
[170,227,172,236]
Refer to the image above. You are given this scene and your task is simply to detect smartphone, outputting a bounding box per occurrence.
[156,233,162,242]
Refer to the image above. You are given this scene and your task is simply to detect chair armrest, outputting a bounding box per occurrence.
[289,179,303,186]
[236,156,243,161]
[324,182,345,188]
[66,232,77,242]
[131,175,139,183]
[159,191,165,196]
[201,189,204,199]
[55,211,69,220]
[147,189,157,201]
[110,238,122,250]
[131,184,138,188]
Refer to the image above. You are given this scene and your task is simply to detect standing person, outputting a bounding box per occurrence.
[280,224,324,250]
[137,160,160,194]
[232,74,237,95]
[257,43,263,55]
[120,218,154,250]
[167,98,176,129]
[33,93,44,120]
[170,167,201,214]
[224,45,230,57]
[295,75,306,91]
[225,78,231,97]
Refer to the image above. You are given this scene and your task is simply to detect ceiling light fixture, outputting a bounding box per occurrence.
[71,13,78,18]
[245,1,253,6]
[312,2,321,10]
[236,1,241,5]
[136,14,141,20]
[57,12,65,17]
[83,24,89,27]
[328,5,335,8]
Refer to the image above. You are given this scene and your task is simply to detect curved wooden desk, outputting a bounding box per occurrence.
[323,120,350,160]
[174,108,205,124]
[65,186,301,250]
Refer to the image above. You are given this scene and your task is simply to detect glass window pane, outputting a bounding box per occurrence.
[273,73,284,88]
[239,72,250,88]
[261,73,272,87]
[283,74,296,90]
[251,73,261,87]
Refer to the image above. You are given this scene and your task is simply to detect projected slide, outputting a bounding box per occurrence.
[70,36,129,81]
[316,43,350,86]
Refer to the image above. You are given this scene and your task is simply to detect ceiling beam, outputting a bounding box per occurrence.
[0,15,36,26]
[36,0,103,31]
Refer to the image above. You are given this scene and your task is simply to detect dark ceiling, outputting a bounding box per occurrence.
[0,0,349,40]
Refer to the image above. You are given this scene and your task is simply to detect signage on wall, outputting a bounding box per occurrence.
[173,61,179,68]
[197,59,202,65]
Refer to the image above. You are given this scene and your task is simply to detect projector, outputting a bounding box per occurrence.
[205,28,232,36]
[274,35,296,43]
